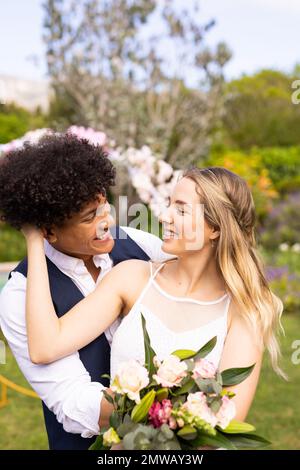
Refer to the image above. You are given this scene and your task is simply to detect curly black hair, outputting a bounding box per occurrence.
[0,133,116,230]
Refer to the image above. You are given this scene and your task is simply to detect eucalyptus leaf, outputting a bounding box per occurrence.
[209,397,222,413]
[172,378,195,396]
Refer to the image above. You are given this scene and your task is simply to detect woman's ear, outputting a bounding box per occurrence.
[210,227,220,241]
[42,227,57,243]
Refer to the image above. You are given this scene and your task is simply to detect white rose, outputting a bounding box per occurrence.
[153,355,188,388]
[111,359,149,403]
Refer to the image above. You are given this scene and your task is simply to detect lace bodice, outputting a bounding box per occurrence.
[110,261,230,380]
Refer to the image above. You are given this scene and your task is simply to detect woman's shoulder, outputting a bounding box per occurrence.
[227,298,258,337]
[108,259,152,289]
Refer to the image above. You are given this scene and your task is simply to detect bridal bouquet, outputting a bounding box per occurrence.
[90,314,269,451]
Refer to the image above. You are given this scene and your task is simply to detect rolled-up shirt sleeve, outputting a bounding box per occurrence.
[0,272,104,438]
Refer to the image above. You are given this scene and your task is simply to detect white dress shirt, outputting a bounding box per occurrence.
[0,227,173,438]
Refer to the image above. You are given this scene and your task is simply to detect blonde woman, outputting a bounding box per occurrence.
[23,167,285,427]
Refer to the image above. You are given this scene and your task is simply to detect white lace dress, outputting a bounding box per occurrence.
[110,261,230,380]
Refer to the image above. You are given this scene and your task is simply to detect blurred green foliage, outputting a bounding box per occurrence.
[0,104,48,144]
[222,70,300,149]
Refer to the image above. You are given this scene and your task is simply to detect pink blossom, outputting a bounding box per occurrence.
[68,125,107,147]
[183,392,218,428]
[215,395,236,429]
[149,399,174,428]
[192,358,217,380]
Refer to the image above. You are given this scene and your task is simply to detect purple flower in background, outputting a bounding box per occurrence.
[266,266,289,282]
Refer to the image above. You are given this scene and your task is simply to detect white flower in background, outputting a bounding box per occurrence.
[292,243,300,253]
[279,243,289,252]
[0,127,179,219]
[68,125,107,147]
[111,359,149,403]
[0,128,51,154]
[156,159,173,184]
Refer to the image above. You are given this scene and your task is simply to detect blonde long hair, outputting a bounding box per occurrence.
[183,166,286,378]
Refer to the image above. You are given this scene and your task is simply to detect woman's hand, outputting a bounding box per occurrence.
[21,224,44,244]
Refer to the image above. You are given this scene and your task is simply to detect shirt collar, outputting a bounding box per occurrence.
[44,240,111,275]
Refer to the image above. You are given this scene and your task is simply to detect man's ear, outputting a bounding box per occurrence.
[41,227,57,243]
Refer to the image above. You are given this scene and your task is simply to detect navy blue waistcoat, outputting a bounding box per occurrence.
[10,226,150,450]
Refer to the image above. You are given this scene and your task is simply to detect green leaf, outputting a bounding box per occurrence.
[220,419,256,434]
[211,379,223,395]
[172,337,217,362]
[100,374,111,380]
[141,313,157,377]
[177,425,198,441]
[194,336,217,360]
[109,411,121,429]
[195,377,215,394]
[171,349,197,360]
[117,416,137,438]
[131,390,156,423]
[209,397,222,413]
[192,430,236,450]
[221,364,256,386]
[223,433,271,449]
[103,390,114,405]
[89,434,107,450]
[172,378,195,396]
[156,388,169,401]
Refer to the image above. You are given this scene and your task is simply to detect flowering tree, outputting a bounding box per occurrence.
[43,0,231,167]
[0,126,179,219]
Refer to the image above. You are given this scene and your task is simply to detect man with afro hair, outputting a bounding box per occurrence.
[0,133,172,450]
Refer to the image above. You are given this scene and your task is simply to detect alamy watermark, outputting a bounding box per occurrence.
[0,339,6,364]
[291,339,300,365]
[291,80,300,104]
[97,197,206,251]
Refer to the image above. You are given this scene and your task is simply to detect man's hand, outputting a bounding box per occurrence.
[99,388,115,429]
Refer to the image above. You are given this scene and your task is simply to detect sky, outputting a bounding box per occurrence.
[0,0,299,82]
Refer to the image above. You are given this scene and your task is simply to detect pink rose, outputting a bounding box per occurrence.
[192,358,217,380]
[215,395,236,429]
[183,392,218,428]
[153,355,188,388]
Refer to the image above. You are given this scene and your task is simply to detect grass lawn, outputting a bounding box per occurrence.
[0,313,299,450]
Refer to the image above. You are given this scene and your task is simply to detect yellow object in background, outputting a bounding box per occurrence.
[0,375,38,409]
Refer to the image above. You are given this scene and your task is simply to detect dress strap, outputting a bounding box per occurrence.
[149,261,165,280]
